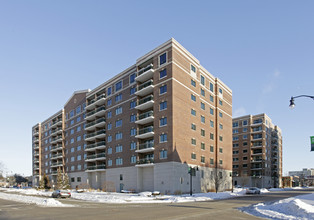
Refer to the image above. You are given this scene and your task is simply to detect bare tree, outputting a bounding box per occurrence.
[211,168,229,193]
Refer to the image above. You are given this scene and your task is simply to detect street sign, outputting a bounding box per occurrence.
[311,136,314,151]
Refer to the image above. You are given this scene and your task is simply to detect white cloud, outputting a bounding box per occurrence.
[233,107,247,117]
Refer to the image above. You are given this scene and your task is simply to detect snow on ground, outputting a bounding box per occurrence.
[0,187,248,204]
[240,193,314,220]
[0,191,74,207]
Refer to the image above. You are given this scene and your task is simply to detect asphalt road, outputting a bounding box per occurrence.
[0,189,313,220]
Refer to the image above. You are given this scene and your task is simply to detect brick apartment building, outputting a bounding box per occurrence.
[232,114,282,188]
[32,38,233,193]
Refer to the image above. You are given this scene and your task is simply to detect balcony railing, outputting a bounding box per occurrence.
[87,94,106,109]
[85,141,106,151]
[135,80,154,97]
[85,118,106,130]
[51,153,63,159]
[136,158,154,165]
[86,153,106,160]
[85,129,106,141]
[137,64,153,76]
[86,106,106,119]
[86,164,106,171]
[51,144,63,151]
[136,141,154,153]
[135,95,154,111]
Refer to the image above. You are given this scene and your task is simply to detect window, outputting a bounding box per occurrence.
[82,103,86,110]
[70,129,74,135]
[233,158,239,162]
[191,138,196,145]
[115,119,122,127]
[210,158,214,165]
[219,112,223,118]
[233,150,239,154]
[201,89,205,97]
[233,165,239,169]
[71,156,75,162]
[191,94,196,101]
[77,146,81,151]
[71,177,75,182]
[243,134,248,139]
[210,83,214,92]
[70,120,74,125]
[233,136,239,141]
[70,110,75,118]
[219,124,223,130]
[201,115,205,123]
[210,133,214,140]
[107,87,112,96]
[201,129,205,136]
[191,153,196,160]
[108,147,112,154]
[160,150,167,159]
[130,87,136,95]
[107,135,112,143]
[70,138,74,144]
[130,114,136,122]
[219,148,223,153]
[116,158,123,165]
[130,128,136,136]
[108,159,112,166]
[191,79,196,87]
[130,100,136,109]
[77,126,81,132]
[130,73,136,84]
[160,133,167,143]
[191,123,196,130]
[201,102,205,110]
[219,136,223,141]
[160,117,167,126]
[130,142,136,150]
[107,99,112,106]
[243,149,248,153]
[77,177,81,182]
[160,101,167,110]
[210,95,214,102]
[115,132,123,140]
[242,120,248,126]
[115,94,122,102]
[116,107,122,115]
[243,128,248,132]
[200,75,205,85]
[76,106,81,114]
[219,88,223,94]
[233,129,238,134]
[243,156,247,160]
[191,109,196,116]
[159,53,167,66]
[201,143,205,150]
[77,136,81,142]
[210,120,214,128]
[233,122,239,127]
[107,123,112,130]
[131,155,136,163]
[115,81,122,92]
[210,108,214,115]
[219,160,223,165]
[160,69,167,78]
[201,156,205,163]
[243,164,248,168]
[160,85,167,94]
[210,145,214,152]
[191,64,196,73]
[219,100,223,106]
[107,111,112,119]
[116,145,123,153]
[77,155,81,161]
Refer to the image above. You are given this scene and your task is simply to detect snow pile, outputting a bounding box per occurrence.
[0,192,74,207]
[240,193,314,220]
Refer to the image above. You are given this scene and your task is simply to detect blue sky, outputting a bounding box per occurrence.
[0,0,313,176]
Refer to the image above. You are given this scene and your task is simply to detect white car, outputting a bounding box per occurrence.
[246,187,261,194]
[51,190,71,198]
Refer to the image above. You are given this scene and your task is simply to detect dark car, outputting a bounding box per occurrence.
[52,190,71,198]
[246,187,261,194]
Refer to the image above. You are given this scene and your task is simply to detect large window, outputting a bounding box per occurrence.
[201,115,205,123]
[107,111,112,119]
[201,102,205,110]
[107,87,112,96]
[131,155,136,163]
[130,100,136,109]
[107,123,112,130]
[107,99,112,106]
[160,85,167,94]
[115,132,123,140]
[76,106,81,114]
[116,145,123,153]
[191,153,196,160]
[130,87,136,95]
[116,158,123,165]
[130,73,136,84]
[115,81,122,92]
[160,69,167,79]
[108,159,112,166]
[130,142,136,150]
[116,107,122,115]
[160,133,167,143]
[160,117,167,127]
[191,94,196,101]
[210,83,214,92]
[200,75,205,85]
[160,150,167,159]
[130,128,136,136]
[160,101,167,111]
[115,94,122,102]
[115,119,122,128]
[130,114,136,122]
[159,53,167,66]
[191,79,196,87]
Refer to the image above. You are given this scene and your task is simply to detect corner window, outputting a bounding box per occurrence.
[160,101,167,111]
[191,64,196,73]
[191,94,196,101]
[160,69,167,79]
[159,53,167,66]
[200,75,205,85]
[160,133,167,143]
[107,87,112,96]
[160,85,167,95]
[191,79,196,87]
[160,117,167,127]
[210,83,214,92]
[130,73,136,84]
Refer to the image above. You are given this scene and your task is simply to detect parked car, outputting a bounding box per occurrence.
[246,187,261,194]
[52,190,71,198]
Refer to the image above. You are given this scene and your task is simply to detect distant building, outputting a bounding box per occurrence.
[232,114,283,188]
[289,168,314,177]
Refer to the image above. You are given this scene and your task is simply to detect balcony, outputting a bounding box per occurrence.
[34,152,39,157]
[51,136,63,144]
[85,164,106,172]
[135,80,154,97]
[86,94,106,110]
[51,119,62,128]
[51,128,62,136]
[33,138,39,143]
[33,171,40,176]
[85,141,106,151]
[85,118,106,131]
[51,144,63,152]
[251,129,263,134]
[251,144,263,149]
[33,165,40,170]
[135,126,154,139]
[51,162,63,168]
[33,131,39,136]
[251,159,263,163]
[135,95,154,111]
[136,142,155,153]
[251,151,263,156]
[51,153,63,160]
[135,64,154,83]
[51,171,58,175]
[85,129,106,142]
[86,106,106,120]
[85,153,106,162]
[251,166,263,170]
[33,144,39,149]
[34,159,40,164]
[135,158,154,167]
[135,111,154,125]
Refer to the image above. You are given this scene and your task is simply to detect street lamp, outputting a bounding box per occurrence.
[289,95,314,109]
[188,166,198,196]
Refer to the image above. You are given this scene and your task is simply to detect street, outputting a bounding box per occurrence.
[0,189,313,220]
